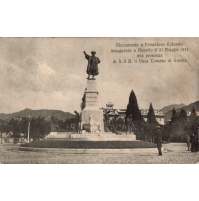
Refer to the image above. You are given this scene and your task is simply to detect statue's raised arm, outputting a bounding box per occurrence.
[84,51,100,80]
[84,51,89,60]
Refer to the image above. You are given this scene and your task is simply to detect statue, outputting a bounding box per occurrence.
[83,51,100,80]
[81,88,86,110]
[86,115,101,132]
[74,111,81,133]
[82,115,101,132]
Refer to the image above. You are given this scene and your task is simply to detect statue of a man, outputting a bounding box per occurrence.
[74,111,81,133]
[83,51,100,79]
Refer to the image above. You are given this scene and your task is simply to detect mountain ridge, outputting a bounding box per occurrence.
[164,101,199,122]
[162,103,185,114]
[0,100,198,122]
[0,108,75,121]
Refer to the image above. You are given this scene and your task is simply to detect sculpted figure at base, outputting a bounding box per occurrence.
[86,115,101,132]
[84,51,100,80]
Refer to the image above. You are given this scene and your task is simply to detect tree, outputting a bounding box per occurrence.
[116,117,125,131]
[191,107,196,114]
[171,107,177,123]
[126,90,145,140]
[0,121,6,144]
[143,103,158,142]
[178,108,187,123]
[162,123,171,142]
[144,122,157,142]
[109,117,125,131]
[65,118,78,131]
[10,116,51,139]
[10,118,21,138]
[126,90,145,125]
[147,103,158,125]
[29,116,51,139]
[189,107,197,123]
[168,108,189,142]
[0,116,51,141]
[188,107,198,134]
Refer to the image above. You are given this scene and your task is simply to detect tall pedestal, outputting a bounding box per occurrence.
[81,79,104,133]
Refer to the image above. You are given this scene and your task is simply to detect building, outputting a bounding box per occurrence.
[187,110,199,121]
[103,101,120,118]
[102,102,165,125]
[140,109,164,125]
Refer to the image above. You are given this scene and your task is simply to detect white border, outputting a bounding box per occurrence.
[0,1,198,201]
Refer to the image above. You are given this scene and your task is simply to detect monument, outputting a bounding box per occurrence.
[80,51,104,133]
[46,51,136,141]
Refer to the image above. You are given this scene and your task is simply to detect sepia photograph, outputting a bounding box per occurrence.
[1,2,199,201]
[0,37,198,164]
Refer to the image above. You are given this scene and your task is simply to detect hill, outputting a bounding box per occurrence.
[162,103,185,114]
[0,108,75,121]
[179,101,199,112]
[164,101,199,122]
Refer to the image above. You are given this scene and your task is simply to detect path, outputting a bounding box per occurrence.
[0,143,199,164]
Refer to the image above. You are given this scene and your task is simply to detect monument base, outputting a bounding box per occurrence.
[71,133,136,141]
[46,132,73,139]
[81,79,104,133]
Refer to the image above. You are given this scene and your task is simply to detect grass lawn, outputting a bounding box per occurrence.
[21,140,157,149]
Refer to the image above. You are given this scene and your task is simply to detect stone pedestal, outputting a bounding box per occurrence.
[71,133,136,141]
[46,132,72,139]
[81,79,104,133]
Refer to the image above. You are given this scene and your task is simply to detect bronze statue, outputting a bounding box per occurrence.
[81,92,86,110]
[74,111,81,133]
[84,51,100,79]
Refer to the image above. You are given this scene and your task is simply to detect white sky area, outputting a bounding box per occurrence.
[0,37,198,114]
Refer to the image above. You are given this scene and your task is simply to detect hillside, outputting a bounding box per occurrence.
[0,108,75,121]
[162,103,185,114]
[164,101,199,122]
[179,101,199,112]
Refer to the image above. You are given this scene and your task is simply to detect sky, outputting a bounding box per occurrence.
[0,37,198,114]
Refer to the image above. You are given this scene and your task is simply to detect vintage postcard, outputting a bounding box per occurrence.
[0,37,198,164]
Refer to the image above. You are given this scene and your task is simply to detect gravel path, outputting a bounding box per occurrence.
[0,143,199,164]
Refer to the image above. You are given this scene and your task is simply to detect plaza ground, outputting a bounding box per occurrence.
[0,143,199,164]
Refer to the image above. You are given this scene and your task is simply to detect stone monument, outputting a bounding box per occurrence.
[80,51,104,134]
[46,51,136,141]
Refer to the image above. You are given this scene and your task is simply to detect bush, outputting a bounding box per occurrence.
[22,140,157,149]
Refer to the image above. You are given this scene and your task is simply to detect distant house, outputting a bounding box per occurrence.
[1,132,13,138]
[187,110,199,121]
[140,109,164,125]
[102,102,120,118]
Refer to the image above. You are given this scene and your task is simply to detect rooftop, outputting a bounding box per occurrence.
[106,101,114,106]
